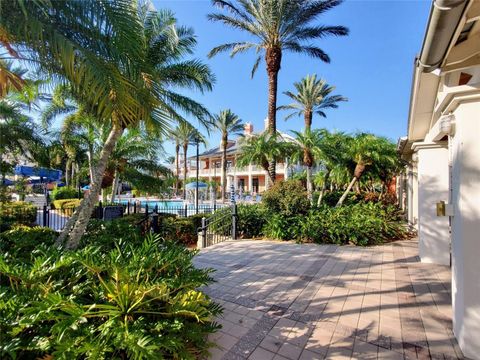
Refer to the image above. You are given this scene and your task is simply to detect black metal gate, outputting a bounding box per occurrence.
[199,204,237,248]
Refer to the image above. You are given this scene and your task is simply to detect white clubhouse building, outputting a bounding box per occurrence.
[183,121,298,193]
[397,0,480,358]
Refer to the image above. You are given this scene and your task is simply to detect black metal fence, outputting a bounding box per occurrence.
[26,202,224,231]
[198,204,237,248]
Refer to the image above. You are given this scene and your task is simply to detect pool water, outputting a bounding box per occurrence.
[117,199,215,210]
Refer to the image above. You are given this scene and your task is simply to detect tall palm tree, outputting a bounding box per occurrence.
[39,5,214,248]
[279,74,347,130]
[208,0,348,181]
[237,132,292,189]
[336,133,397,207]
[290,129,322,201]
[176,122,206,199]
[170,131,182,196]
[212,109,244,201]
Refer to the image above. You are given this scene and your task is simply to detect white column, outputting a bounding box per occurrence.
[248,165,253,192]
[412,142,450,265]
[449,102,480,359]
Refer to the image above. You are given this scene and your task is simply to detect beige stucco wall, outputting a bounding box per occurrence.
[414,143,450,265]
[449,100,480,359]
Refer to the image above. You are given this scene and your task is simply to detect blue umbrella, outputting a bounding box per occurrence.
[1,179,14,186]
[185,181,208,189]
[82,185,90,190]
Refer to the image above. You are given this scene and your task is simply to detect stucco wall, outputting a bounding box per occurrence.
[450,100,480,359]
[415,144,450,265]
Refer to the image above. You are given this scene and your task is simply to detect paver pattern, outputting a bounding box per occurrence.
[194,239,465,360]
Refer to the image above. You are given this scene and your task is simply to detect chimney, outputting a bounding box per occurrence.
[244,122,253,135]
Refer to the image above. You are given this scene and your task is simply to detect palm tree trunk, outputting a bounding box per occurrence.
[221,136,227,202]
[304,109,313,131]
[86,148,94,183]
[306,165,313,202]
[65,159,71,186]
[183,143,188,200]
[317,169,330,207]
[336,176,357,207]
[57,124,124,249]
[175,144,180,196]
[110,168,119,203]
[266,47,281,183]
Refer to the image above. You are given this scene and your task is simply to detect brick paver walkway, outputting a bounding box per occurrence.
[194,239,465,360]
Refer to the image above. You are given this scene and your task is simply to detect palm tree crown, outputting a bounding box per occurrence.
[208,0,348,181]
[279,74,347,130]
[237,132,291,186]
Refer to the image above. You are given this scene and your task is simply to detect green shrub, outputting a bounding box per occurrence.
[81,217,142,248]
[262,213,302,240]
[300,203,408,246]
[0,201,37,231]
[52,198,81,210]
[0,225,57,258]
[51,186,79,200]
[237,204,267,238]
[319,191,359,207]
[0,235,221,359]
[262,180,310,216]
[158,214,202,246]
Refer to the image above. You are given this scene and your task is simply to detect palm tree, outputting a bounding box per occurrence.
[336,133,397,207]
[0,81,44,186]
[208,0,348,181]
[44,6,214,248]
[290,129,322,201]
[108,128,169,202]
[170,131,182,196]
[279,74,347,130]
[237,132,292,189]
[176,122,206,199]
[212,109,244,201]
[314,129,351,205]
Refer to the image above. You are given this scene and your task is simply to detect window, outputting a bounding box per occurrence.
[458,72,473,86]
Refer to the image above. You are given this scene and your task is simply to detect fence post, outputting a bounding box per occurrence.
[127,201,130,215]
[42,205,48,227]
[133,201,137,214]
[201,217,207,248]
[152,213,159,234]
[231,204,237,240]
[145,204,149,221]
[184,204,188,218]
[98,201,103,220]
[154,204,158,214]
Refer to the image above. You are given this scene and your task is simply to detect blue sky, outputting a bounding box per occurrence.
[154,0,431,157]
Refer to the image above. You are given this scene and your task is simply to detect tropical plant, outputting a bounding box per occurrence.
[208,0,348,181]
[313,130,351,205]
[261,179,310,217]
[0,234,222,359]
[176,122,207,199]
[107,128,169,202]
[49,2,214,247]
[279,74,347,130]
[290,129,322,201]
[212,109,243,201]
[336,133,398,207]
[237,132,291,186]
[51,186,80,201]
[0,83,44,184]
